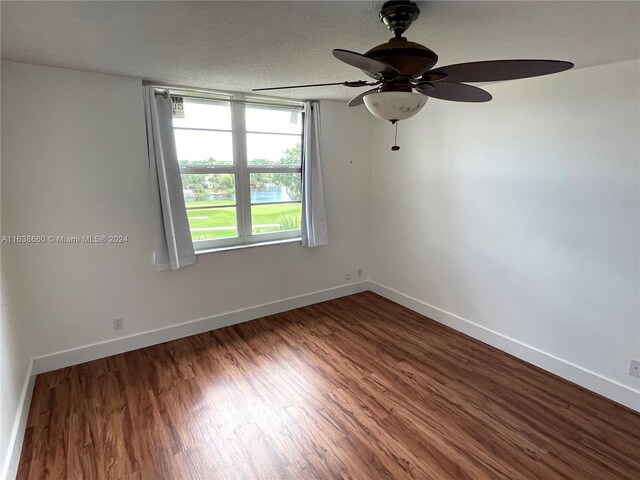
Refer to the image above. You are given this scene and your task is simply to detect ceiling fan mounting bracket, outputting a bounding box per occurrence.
[379,0,421,37]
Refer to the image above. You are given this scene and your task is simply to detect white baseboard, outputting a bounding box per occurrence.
[32,281,369,375]
[369,281,640,413]
[1,363,35,480]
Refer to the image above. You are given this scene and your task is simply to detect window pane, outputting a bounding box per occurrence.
[246,105,302,134]
[188,207,238,241]
[172,98,231,130]
[175,130,233,166]
[247,135,301,166]
[252,203,301,235]
[183,173,238,240]
[250,173,301,203]
[182,174,236,207]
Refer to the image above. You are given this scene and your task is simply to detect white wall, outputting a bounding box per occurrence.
[0,60,374,474]
[370,59,640,406]
[0,123,31,480]
[0,263,32,480]
[1,60,34,480]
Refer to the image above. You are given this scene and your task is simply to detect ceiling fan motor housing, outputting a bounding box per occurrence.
[378,79,412,92]
[365,37,438,79]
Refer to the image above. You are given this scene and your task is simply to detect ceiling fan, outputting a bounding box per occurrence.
[254,0,574,128]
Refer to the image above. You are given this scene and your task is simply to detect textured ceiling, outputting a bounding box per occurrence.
[2,1,639,101]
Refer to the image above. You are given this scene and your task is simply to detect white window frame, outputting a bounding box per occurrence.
[169,88,304,252]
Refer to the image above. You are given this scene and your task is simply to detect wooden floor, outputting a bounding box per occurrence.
[18,292,640,479]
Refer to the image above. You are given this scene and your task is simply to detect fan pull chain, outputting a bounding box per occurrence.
[391,121,400,151]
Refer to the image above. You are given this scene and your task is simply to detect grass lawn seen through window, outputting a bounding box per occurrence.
[187,201,301,240]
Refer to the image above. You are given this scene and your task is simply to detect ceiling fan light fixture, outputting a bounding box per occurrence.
[363,91,427,122]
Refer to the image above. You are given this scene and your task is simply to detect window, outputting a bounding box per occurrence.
[172,92,303,251]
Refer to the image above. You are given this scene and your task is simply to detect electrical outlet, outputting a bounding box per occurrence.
[113,317,124,330]
[357,268,363,278]
[630,359,640,379]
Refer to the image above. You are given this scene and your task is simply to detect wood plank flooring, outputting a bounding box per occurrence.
[17,292,640,479]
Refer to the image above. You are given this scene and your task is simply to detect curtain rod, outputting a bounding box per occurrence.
[144,80,308,108]
[154,90,304,110]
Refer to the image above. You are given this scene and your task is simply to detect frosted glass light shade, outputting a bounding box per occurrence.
[364,92,427,122]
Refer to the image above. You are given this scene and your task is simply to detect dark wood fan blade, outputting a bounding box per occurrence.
[348,88,379,107]
[415,82,492,102]
[429,60,573,83]
[412,81,435,91]
[417,73,448,83]
[253,81,370,92]
[333,49,400,78]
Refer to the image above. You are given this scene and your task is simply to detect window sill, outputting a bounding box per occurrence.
[195,237,302,255]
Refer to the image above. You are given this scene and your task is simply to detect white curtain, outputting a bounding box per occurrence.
[301,101,328,247]
[143,86,196,270]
